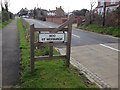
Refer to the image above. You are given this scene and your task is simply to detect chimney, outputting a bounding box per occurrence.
[60,6,62,9]
[56,7,57,10]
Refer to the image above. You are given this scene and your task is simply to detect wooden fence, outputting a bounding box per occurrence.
[21,18,30,41]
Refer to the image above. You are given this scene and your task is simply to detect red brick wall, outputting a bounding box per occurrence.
[46,16,67,24]
[46,16,84,24]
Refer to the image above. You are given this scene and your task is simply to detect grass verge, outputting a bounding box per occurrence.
[0,19,12,29]
[79,24,120,37]
[17,18,98,88]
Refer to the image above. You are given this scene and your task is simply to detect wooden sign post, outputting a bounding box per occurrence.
[30,15,74,72]
[30,24,35,72]
[66,16,73,67]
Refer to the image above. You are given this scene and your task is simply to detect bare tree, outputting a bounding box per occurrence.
[0,0,4,11]
[89,0,96,24]
[4,0,10,12]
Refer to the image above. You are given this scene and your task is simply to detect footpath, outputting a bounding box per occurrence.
[2,19,20,87]
[0,30,2,88]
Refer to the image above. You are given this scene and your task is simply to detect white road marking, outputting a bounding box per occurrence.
[72,34,80,38]
[100,44,120,52]
[38,22,47,27]
[65,32,80,38]
[41,23,46,26]
[49,26,53,28]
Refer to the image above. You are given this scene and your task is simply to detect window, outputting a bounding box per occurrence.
[100,0,105,6]
[98,8,102,15]
[106,8,110,14]
[111,0,116,4]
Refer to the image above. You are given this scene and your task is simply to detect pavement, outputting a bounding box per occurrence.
[25,18,119,88]
[59,43,118,88]
[0,30,2,88]
[2,19,20,87]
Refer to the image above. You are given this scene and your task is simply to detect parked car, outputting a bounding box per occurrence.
[21,15,29,18]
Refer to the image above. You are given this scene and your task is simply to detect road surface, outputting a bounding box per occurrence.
[25,18,119,88]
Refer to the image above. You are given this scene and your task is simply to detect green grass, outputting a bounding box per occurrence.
[79,24,120,37]
[17,19,98,88]
[0,19,12,29]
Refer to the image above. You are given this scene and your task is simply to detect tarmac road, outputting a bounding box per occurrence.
[25,18,118,46]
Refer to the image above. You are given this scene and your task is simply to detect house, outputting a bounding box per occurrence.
[47,6,65,16]
[19,8,29,17]
[95,0,120,15]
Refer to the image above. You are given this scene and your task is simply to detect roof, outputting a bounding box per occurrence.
[49,10,56,13]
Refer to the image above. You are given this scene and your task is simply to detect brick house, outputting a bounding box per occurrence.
[95,0,120,15]
[47,6,65,16]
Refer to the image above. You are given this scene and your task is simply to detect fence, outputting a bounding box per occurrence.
[21,18,30,41]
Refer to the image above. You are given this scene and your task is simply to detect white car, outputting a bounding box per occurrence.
[22,15,29,18]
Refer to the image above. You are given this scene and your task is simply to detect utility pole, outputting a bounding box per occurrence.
[118,1,120,27]
[102,1,106,26]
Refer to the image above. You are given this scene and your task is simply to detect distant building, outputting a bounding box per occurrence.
[19,8,29,16]
[95,0,120,15]
[48,6,65,16]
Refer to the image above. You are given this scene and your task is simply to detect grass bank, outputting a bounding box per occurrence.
[79,24,120,37]
[0,19,12,29]
[17,18,98,88]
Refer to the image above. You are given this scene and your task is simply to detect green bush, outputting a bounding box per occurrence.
[79,24,119,37]
[2,11,9,22]
[35,45,49,56]
[2,11,14,22]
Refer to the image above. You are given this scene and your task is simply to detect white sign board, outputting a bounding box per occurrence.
[39,33,65,42]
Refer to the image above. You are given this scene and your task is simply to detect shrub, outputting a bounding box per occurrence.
[84,8,120,27]
[2,11,14,22]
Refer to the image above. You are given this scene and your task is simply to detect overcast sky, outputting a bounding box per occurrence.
[1,0,98,14]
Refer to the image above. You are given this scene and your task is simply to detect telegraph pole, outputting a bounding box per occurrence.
[118,1,120,27]
[102,1,106,26]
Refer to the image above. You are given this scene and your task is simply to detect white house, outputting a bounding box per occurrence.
[95,0,120,15]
